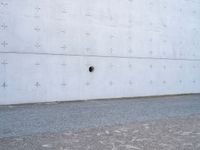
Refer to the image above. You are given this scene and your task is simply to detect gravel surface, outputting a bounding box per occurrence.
[1,115,200,150]
[1,94,200,149]
[1,95,200,138]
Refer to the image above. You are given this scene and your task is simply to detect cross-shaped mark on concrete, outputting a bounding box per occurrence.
[128,48,132,54]
[86,48,90,52]
[110,35,114,39]
[1,2,8,7]
[35,7,41,11]
[86,82,90,86]
[2,82,7,88]
[85,12,92,17]
[61,45,67,50]
[35,82,40,87]
[61,82,67,86]
[85,32,90,36]
[34,27,40,32]
[35,62,40,66]
[1,60,8,65]
[62,10,68,14]
[1,41,8,47]
[60,30,66,34]
[35,43,41,48]
[1,24,8,30]
[61,63,66,66]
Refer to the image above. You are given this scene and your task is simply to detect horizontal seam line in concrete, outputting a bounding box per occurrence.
[0,51,200,61]
[0,93,200,107]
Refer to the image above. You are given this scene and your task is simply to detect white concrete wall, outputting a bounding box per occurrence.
[0,0,200,104]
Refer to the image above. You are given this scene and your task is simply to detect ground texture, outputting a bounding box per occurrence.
[1,115,200,150]
[0,95,200,150]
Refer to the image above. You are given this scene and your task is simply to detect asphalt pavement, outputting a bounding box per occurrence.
[0,94,200,138]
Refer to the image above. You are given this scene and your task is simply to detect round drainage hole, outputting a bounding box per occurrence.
[89,66,95,73]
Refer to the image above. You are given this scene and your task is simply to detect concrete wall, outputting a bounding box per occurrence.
[0,0,200,104]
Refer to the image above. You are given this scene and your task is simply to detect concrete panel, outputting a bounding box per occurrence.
[0,0,200,104]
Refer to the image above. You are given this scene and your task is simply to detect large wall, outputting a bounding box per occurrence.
[0,0,200,104]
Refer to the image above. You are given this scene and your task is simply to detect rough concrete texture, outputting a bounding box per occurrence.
[1,115,200,150]
[1,0,200,105]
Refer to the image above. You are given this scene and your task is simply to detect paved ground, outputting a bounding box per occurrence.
[0,94,200,149]
[1,115,200,150]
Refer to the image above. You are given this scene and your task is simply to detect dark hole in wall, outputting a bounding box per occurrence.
[89,66,95,73]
